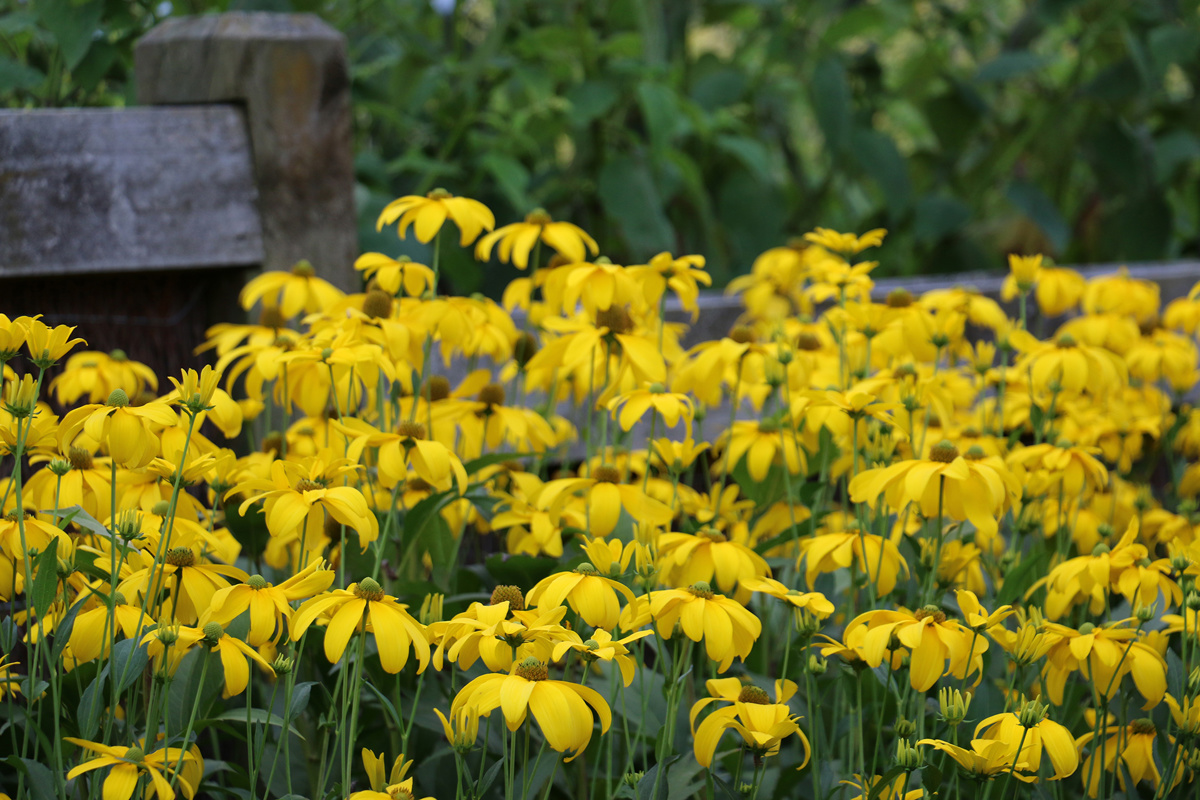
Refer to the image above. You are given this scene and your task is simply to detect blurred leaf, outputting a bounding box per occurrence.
[689,66,746,112]
[566,79,619,127]
[3,757,56,800]
[30,538,59,619]
[973,51,1050,82]
[72,40,117,93]
[811,56,852,155]
[36,0,103,70]
[1104,191,1172,261]
[479,152,531,213]
[1155,130,1200,183]
[637,82,685,151]
[715,134,773,183]
[0,57,45,92]
[598,155,675,256]
[822,5,888,45]
[1148,25,1200,79]
[913,195,971,244]
[482,553,559,588]
[1006,180,1069,253]
[850,128,912,219]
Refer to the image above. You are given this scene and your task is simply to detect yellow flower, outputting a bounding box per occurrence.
[1007,253,1043,292]
[290,578,430,674]
[551,628,651,686]
[803,227,886,255]
[797,528,910,595]
[1076,717,1171,797]
[450,656,611,760]
[974,700,1078,780]
[167,365,221,415]
[22,318,85,367]
[628,251,712,321]
[434,704,481,752]
[1041,619,1166,708]
[1013,332,1127,395]
[851,440,1019,539]
[239,260,345,319]
[376,188,495,246]
[51,349,158,405]
[351,750,435,800]
[656,528,771,603]
[606,385,694,437]
[537,470,673,539]
[916,738,1027,781]
[693,697,808,769]
[1002,265,1086,317]
[0,314,30,360]
[58,389,178,469]
[1006,440,1108,497]
[845,605,983,691]
[64,737,202,800]
[474,208,598,269]
[68,592,147,664]
[527,558,637,630]
[649,582,762,672]
[354,253,436,297]
[339,417,467,494]
[203,559,335,646]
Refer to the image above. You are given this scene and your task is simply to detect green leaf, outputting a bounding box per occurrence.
[479,153,531,214]
[850,128,912,218]
[637,82,684,151]
[996,546,1049,606]
[3,756,57,800]
[912,195,971,244]
[36,0,103,70]
[566,80,619,127]
[109,636,149,693]
[597,155,675,257]
[223,497,270,559]
[289,680,317,720]
[715,134,774,183]
[30,538,59,620]
[49,596,87,664]
[973,51,1050,82]
[822,6,888,45]
[1148,25,1200,78]
[1155,130,1200,183]
[1006,180,1069,252]
[196,708,304,739]
[811,56,852,155]
[0,56,45,92]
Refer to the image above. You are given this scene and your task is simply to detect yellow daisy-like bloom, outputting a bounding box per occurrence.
[804,226,886,255]
[537,469,674,539]
[450,656,612,761]
[52,349,158,405]
[606,384,694,437]
[656,527,771,603]
[58,388,177,469]
[916,738,1028,781]
[1083,267,1160,323]
[64,737,202,800]
[743,577,835,622]
[1040,619,1166,708]
[849,440,1019,539]
[1001,265,1086,317]
[22,317,85,367]
[1006,253,1043,292]
[434,703,481,753]
[694,698,808,770]
[340,417,467,494]
[1013,331,1128,396]
[351,750,435,800]
[376,188,495,246]
[474,208,598,269]
[232,454,379,565]
[649,582,762,672]
[845,605,983,691]
[203,559,334,646]
[238,260,345,319]
[551,628,652,686]
[354,253,436,298]
[974,700,1079,780]
[628,251,712,321]
[718,417,807,483]
[1006,440,1108,497]
[290,578,430,674]
[68,592,147,663]
[526,559,637,630]
[1076,716,1172,798]
[797,528,909,595]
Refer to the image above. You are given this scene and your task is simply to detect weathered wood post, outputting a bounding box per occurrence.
[134,12,357,283]
[0,12,357,381]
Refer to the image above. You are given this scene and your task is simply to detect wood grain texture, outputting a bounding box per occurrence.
[0,106,263,277]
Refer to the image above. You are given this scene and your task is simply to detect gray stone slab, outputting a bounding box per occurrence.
[0,106,262,277]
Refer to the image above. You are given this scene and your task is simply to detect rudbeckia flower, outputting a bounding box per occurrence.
[474,209,598,269]
[376,188,495,246]
[350,750,435,800]
[58,389,177,469]
[68,591,147,663]
[340,417,467,494]
[537,469,673,539]
[551,628,651,686]
[849,440,1018,539]
[607,385,694,437]
[52,349,158,405]
[1040,619,1166,708]
[804,227,886,255]
[743,577,835,622]
[290,578,431,674]
[797,528,909,595]
[434,600,577,672]
[527,558,638,630]
[1007,440,1108,497]
[354,253,436,298]
[649,582,762,672]
[1001,265,1085,317]
[1013,332,1128,396]
[628,251,712,321]
[693,698,808,770]
[238,261,345,319]
[450,656,611,760]
[845,605,983,691]
[656,528,771,603]
[974,700,1078,780]
[203,558,334,646]
[915,738,1027,781]
[64,737,202,800]
[718,418,807,483]
[1076,716,1172,797]
[22,317,85,367]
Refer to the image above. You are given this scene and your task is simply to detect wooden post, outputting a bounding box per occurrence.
[134,12,358,290]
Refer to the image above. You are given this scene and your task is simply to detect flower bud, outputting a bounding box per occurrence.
[807,655,827,676]
[938,687,970,727]
[895,739,923,769]
[894,718,917,740]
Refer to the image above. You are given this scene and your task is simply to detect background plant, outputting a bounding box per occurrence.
[4,0,1199,293]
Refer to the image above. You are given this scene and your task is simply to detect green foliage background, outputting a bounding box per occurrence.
[3,0,1199,294]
